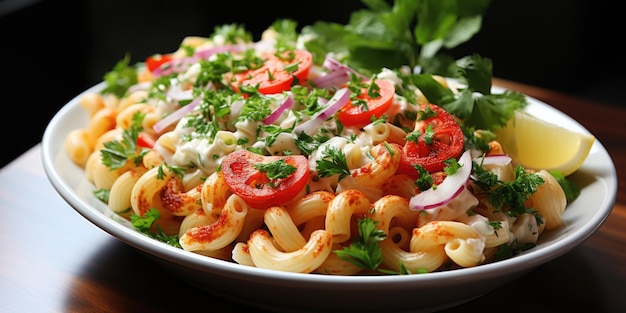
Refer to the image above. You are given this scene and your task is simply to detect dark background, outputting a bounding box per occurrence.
[1,0,623,168]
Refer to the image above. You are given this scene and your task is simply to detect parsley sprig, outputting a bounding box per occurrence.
[334,217,386,271]
[315,146,351,181]
[472,162,545,222]
[254,160,297,188]
[101,53,138,98]
[100,111,150,170]
[130,208,181,248]
[404,55,528,132]
[301,0,491,76]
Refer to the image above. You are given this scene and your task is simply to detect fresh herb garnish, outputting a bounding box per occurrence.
[315,145,351,181]
[334,217,386,271]
[101,53,138,98]
[130,208,181,248]
[301,0,491,76]
[484,164,545,222]
[254,159,297,187]
[413,164,434,191]
[100,111,149,170]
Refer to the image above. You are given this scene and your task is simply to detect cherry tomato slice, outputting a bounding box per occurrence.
[221,149,310,209]
[337,79,395,128]
[233,49,312,95]
[397,104,464,177]
[136,132,156,149]
[145,53,173,73]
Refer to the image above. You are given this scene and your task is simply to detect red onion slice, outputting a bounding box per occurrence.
[293,88,350,136]
[311,67,351,88]
[475,153,512,166]
[409,150,472,211]
[321,54,368,81]
[471,153,515,183]
[152,98,200,134]
[263,93,294,124]
[153,43,250,78]
[309,54,371,88]
[153,56,198,78]
[165,84,194,102]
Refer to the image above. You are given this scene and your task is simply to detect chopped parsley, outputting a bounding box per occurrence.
[472,163,545,222]
[295,132,329,156]
[315,145,351,181]
[443,157,462,176]
[93,188,110,203]
[101,53,138,98]
[334,217,386,271]
[254,159,297,187]
[413,164,434,191]
[238,94,273,122]
[100,111,150,170]
[130,208,181,248]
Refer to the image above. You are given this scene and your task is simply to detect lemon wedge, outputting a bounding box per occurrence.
[494,110,595,176]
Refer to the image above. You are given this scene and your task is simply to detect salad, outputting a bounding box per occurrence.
[64,0,581,275]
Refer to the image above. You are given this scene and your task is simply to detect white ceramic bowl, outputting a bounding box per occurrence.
[42,82,617,312]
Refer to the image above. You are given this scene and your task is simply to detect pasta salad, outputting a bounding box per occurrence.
[64,6,582,275]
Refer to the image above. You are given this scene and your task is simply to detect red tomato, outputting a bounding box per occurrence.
[233,49,312,94]
[136,132,155,149]
[220,150,310,209]
[146,53,173,73]
[397,104,464,177]
[336,79,395,128]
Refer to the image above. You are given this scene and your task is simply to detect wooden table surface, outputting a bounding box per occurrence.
[1,78,624,312]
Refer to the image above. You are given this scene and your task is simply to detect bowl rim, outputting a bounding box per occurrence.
[41,81,618,288]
